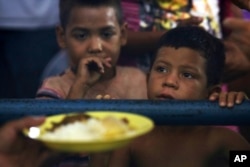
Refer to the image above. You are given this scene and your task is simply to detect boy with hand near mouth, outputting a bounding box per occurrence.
[36,0,147,100]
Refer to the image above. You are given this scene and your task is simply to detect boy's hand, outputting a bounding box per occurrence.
[95,94,116,99]
[209,91,248,107]
[67,57,112,99]
[76,57,112,86]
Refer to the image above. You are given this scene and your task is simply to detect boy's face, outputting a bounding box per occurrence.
[57,6,127,69]
[147,47,209,100]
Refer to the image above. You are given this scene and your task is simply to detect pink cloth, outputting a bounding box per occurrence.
[222,126,239,132]
[121,1,140,31]
[221,83,228,92]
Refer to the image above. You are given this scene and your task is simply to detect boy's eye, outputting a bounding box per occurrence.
[73,32,87,40]
[101,31,115,39]
[182,72,194,79]
[156,66,168,73]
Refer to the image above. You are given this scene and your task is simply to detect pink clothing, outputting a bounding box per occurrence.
[122,1,140,31]
[221,83,228,92]
[219,126,239,132]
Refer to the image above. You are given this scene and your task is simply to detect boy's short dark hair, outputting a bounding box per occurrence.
[59,0,123,29]
[151,26,225,87]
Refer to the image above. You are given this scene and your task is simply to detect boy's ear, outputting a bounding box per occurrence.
[56,26,66,49]
[120,22,128,46]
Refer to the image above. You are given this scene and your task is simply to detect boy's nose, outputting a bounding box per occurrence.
[88,37,103,54]
[162,73,178,89]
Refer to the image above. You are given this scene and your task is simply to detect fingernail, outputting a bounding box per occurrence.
[227,103,233,107]
[96,95,102,99]
[236,100,241,104]
[220,102,225,106]
[104,94,111,99]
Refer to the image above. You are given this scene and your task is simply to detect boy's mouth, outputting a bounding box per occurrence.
[156,94,174,100]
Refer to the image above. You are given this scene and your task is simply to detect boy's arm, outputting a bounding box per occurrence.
[121,31,164,57]
[222,18,250,82]
[66,77,91,99]
[122,17,202,57]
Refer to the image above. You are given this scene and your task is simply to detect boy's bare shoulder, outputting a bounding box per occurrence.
[116,66,147,86]
[116,66,147,99]
[117,66,146,77]
[207,126,250,150]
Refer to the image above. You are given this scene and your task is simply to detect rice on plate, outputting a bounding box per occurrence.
[41,114,135,141]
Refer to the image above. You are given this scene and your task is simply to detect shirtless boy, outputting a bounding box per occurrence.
[89,26,250,167]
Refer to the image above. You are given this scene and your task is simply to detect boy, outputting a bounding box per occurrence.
[36,0,147,99]
[34,0,147,166]
[89,26,250,167]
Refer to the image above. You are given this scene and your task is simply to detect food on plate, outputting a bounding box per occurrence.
[41,113,135,141]
[24,112,154,153]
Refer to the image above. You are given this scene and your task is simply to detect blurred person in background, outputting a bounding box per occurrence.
[222,2,250,95]
[224,0,250,144]
[0,0,60,98]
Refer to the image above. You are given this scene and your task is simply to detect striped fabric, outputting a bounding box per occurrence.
[122,0,140,31]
